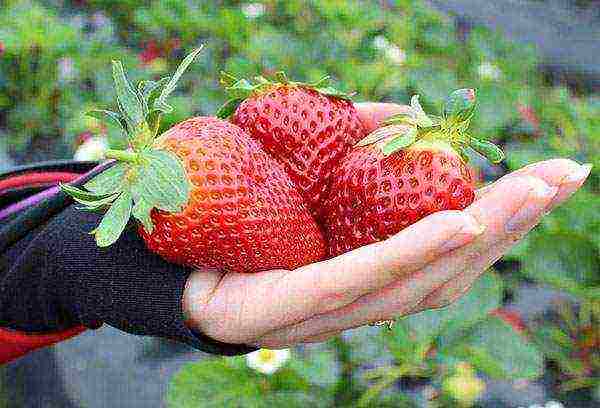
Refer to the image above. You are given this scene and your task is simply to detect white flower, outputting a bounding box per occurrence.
[372,35,406,65]
[246,348,290,375]
[477,61,502,81]
[372,35,390,50]
[242,3,266,19]
[74,136,108,161]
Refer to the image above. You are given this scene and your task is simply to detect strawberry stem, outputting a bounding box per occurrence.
[104,149,139,163]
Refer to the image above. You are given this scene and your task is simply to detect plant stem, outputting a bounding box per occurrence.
[104,149,139,163]
[357,364,410,407]
[332,336,357,406]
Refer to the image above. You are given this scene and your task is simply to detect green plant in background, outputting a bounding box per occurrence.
[167,273,544,407]
[0,0,598,406]
[530,298,599,396]
[0,0,137,156]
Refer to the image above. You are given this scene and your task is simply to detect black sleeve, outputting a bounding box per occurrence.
[0,165,255,356]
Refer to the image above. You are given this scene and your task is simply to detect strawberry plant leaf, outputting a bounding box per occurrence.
[155,46,203,112]
[521,233,599,298]
[67,49,203,248]
[219,71,240,87]
[311,75,330,88]
[86,109,127,134]
[73,193,120,211]
[112,60,144,129]
[382,127,417,156]
[84,163,128,195]
[313,86,353,101]
[455,145,470,164]
[410,95,433,127]
[147,110,162,137]
[216,98,244,119]
[356,125,411,147]
[93,190,133,247]
[452,316,544,380]
[219,71,353,116]
[469,137,505,163]
[381,113,417,127]
[60,183,114,202]
[222,78,257,100]
[416,124,442,138]
[274,71,289,83]
[143,77,171,112]
[132,197,154,233]
[443,89,476,120]
[136,150,190,213]
[137,78,168,113]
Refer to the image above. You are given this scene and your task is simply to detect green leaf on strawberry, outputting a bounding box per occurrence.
[86,109,128,135]
[443,88,477,120]
[84,163,128,195]
[60,47,204,247]
[381,127,417,156]
[359,88,504,163]
[93,190,133,247]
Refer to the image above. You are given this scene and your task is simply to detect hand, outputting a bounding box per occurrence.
[182,103,592,349]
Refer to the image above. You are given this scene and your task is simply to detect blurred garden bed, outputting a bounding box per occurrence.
[0,1,598,407]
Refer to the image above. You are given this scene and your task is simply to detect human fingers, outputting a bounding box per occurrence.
[423,161,592,309]
[253,175,556,347]
[354,102,411,134]
[189,210,481,345]
[476,159,591,212]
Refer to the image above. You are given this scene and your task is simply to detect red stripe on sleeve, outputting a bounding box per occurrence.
[0,172,79,194]
[0,326,87,364]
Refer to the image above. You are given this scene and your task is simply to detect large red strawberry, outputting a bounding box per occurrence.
[216,72,365,219]
[322,89,504,257]
[61,48,325,273]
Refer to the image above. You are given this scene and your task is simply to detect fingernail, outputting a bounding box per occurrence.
[506,179,558,233]
[545,163,593,212]
[440,215,485,253]
[563,163,593,184]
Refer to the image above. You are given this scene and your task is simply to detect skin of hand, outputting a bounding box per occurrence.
[182,102,593,349]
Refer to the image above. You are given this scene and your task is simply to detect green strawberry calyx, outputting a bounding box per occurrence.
[59,47,204,248]
[356,89,505,164]
[216,71,354,119]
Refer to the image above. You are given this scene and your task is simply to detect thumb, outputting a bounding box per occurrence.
[354,102,411,134]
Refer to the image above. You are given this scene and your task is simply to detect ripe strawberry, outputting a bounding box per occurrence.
[61,48,325,273]
[140,116,326,272]
[216,72,365,218]
[322,89,504,257]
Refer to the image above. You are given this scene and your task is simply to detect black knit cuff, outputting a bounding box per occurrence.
[1,194,255,356]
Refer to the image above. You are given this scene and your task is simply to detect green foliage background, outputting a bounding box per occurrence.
[0,0,598,406]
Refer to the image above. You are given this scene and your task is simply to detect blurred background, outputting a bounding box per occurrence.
[0,0,598,407]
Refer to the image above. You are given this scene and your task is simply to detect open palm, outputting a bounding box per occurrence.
[182,103,592,349]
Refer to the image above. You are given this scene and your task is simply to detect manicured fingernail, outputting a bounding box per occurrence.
[545,163,593,212]
[506,180,558,233]
[440,215,485,253]
[563,163,593,184]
